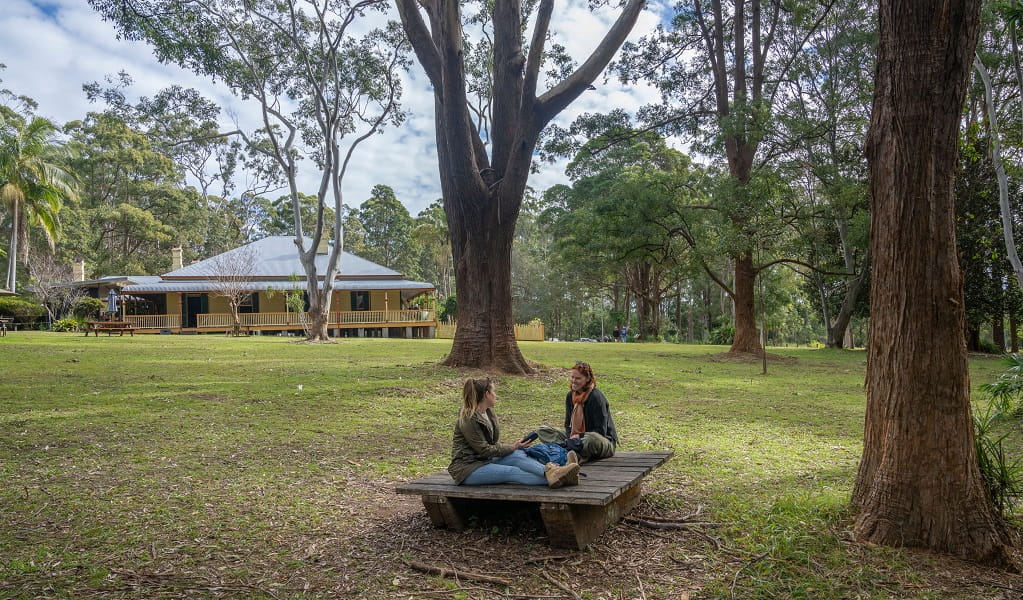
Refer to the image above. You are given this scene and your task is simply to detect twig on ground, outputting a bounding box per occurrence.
[405,560,512,586]
[625,516,722,530]
[634,570,647,600]
[521,553,578,566]
[541,571,582,600]
[972,580,1023,593]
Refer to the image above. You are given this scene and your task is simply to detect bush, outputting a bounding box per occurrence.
[52,317,85,332]
[439,296,456,322]
[73,297,105,319]
[973,403,1023,517]
[980,353,1023,414]
[0,296,46,322]
[709,324,735,345]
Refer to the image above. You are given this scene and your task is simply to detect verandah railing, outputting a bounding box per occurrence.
[129,310,436,330]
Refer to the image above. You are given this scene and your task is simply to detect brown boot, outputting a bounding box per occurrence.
[566,450,579,465]
[545,462,580,488]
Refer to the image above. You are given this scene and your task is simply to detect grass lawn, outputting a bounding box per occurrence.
[1,332,1020,599]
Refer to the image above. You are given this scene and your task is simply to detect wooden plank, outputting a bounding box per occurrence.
[541,482,644,549]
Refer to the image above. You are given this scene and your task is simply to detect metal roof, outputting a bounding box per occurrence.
[123,279,435,294]
[163,236,401,279]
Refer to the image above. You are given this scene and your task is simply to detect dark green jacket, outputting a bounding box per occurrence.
[447,409,515,484]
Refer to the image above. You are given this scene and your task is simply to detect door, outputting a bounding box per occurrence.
[182,294,208,328]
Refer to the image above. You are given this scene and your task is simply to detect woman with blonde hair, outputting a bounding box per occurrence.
[448,377,579,488]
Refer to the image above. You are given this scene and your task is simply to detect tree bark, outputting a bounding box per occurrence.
[852,0,1011,564]
[729,252,760,353]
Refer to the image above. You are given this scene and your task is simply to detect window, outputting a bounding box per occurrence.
[351,291,369,311]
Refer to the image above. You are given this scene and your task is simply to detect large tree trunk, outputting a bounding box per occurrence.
[729,252,761,353]
[852,0,1011,564]
[445,188,529,372]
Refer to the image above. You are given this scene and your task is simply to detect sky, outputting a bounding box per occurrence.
[1,0,666,218]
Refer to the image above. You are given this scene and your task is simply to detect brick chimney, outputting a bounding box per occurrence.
[316,237,330,255]
[171,246,183,270]
[73,259,85,282]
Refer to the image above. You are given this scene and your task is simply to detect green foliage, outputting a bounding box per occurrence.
[973,402,1023,517]
[0,106,79,290]
[51,317,84,332]
[980,353,1023,413]
[709,323,735,345]
[351,185,420,278]
[73,297,105,319]
[0,295,45,320]
[439,295,456,322]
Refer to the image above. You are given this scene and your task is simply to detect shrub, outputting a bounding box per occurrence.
[973,403,1023,517]
[73,297,105,319]
[709,324,735,345]
[52,317,85,332]
[439,295,456,322]
[980,354,1023,414]
[0,296,46,322]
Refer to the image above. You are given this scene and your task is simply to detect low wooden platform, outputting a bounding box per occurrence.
[397,451,672,549]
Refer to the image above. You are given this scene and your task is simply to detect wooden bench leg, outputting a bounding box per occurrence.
[421,495,467,531]
[540,483,643,549]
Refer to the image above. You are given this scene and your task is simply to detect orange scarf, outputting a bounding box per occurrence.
[570,387,591,437]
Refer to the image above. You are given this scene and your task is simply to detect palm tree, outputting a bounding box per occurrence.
[0,112,78,292]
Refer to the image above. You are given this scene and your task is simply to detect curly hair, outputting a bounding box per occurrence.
[571,361,596,389]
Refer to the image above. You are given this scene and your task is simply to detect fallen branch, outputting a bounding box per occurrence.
[541,571,581,600]
[405,560,511,586]
[624,516,722,530]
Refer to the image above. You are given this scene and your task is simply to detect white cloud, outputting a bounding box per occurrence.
[0,0,664,221]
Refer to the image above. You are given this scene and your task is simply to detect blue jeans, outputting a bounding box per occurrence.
[462,450,547,486]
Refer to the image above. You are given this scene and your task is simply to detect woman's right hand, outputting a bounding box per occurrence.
[513,438,533,450]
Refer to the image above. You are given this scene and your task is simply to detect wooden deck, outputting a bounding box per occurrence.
[397,451,672,548]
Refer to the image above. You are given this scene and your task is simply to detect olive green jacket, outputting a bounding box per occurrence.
[447,409,516,484]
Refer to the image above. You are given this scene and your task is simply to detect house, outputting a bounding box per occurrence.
[68,236,437,337]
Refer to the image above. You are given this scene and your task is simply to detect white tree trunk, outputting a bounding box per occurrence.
[974,54,1023,288]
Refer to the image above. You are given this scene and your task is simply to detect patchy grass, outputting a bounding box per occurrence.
[0,333,1019,599]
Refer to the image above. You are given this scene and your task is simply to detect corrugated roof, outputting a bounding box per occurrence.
[123,279,434,293]
[163,236,401,279]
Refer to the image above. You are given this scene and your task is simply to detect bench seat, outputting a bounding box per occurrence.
[397,451,672,548]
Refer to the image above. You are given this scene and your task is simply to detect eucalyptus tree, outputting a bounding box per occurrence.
[412,200,453,298]
[852,0,1012,564]
[355,184,420,277]
[615,0,837,354]
[394,0,645,372]
[91,0,407,341]
[0,109,78,293]
[84,74,281,255]
[61,111,190,276]
[779,2,874,349]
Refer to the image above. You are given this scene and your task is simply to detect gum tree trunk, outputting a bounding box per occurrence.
[851,0,1011,564]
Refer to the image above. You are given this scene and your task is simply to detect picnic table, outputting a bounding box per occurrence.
[85,320,136,337]
[397,451,672,549]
